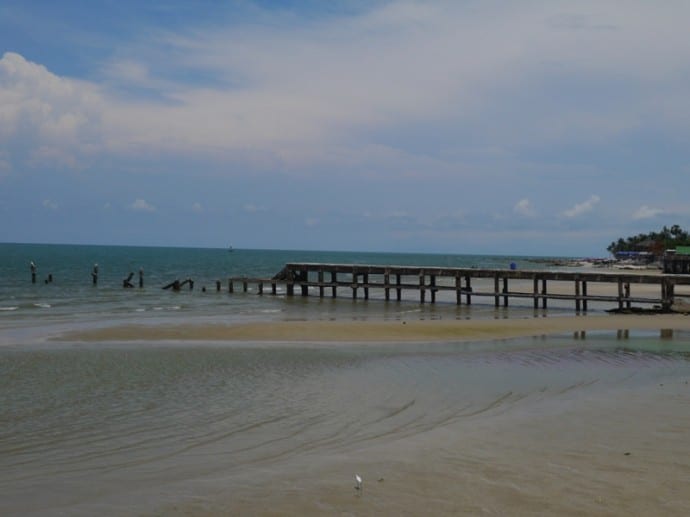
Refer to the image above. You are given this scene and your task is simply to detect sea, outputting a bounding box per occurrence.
[1,243,690,516]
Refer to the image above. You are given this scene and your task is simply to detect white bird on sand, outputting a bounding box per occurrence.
[355,474,363,490]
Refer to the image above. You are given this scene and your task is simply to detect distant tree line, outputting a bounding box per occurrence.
[607,225,690,255]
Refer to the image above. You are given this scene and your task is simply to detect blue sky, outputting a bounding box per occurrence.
[1,0,689,256]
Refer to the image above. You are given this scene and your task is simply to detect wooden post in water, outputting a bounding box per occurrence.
[430,275,436,303]
[533,277,539,309]
[455,275,462,305]
[617,279,624,310]
[396,274,402,301]
[30,261,36,284]
[318,270,324,298]
[384,269,391,301]
[494,274,500,307]
[541,278,547,309]
[363,273,369,300]
[216,280,221,292]
[139,268,144,288]
[582,281,588,312]
[300,271,308,296]
[286,270,294,296]
[92,264,98,286]
[331,271,337,298]
[228,279,234,293]
[502,277,508,307]
[575,279,581,312]
[465,275,472,305]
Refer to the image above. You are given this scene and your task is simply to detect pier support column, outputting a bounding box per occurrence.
[494,275,500,307]
[582,281,588,312]
[384,269,391,301]
[430,275,436,303]
[286,270,294,296]
[617,279,624,310]
[419,272,426,303]
[661,278,674,311]
[300,271,308,297]
[502,277,508,307]
[229,280,234,293]
[625,283,631,309]
[318,270,324,298]
[363,273,369,300]
[465,275,472,305]
[331,271,337,298]
[541,279,547,309]
[533,277,539,309]
[455,275,462,305]
[396,274,402,301]
[575,279,581,312]
[258,282,264,295]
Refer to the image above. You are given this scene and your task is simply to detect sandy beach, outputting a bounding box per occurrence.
[62,313,690,343]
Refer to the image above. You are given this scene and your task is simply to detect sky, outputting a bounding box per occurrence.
[1,0,689,256]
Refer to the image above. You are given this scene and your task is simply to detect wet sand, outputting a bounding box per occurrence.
[63,313,690,343]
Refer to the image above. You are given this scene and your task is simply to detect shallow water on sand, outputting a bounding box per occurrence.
[2,332,690,516]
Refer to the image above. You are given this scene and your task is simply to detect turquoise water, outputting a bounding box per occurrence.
[0,243,579,336]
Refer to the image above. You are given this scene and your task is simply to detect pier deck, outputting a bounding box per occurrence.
[228,263,690,312]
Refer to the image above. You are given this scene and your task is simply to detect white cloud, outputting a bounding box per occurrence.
[128,198,156,212]
[42,199,58,210]
[632,205,664,220]
[513,198,536,217]
[0,52,104,165]
[562,195,600,218]
[3,1,690,178]
[305,217,319,227]
[192,202,203,212]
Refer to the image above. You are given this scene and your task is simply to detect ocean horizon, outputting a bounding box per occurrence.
[2,243,690,516]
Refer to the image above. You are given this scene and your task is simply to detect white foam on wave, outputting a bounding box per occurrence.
[33,303,51,308]
[0,306,19,311]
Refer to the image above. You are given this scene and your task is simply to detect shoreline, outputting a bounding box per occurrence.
[59,313,690,343]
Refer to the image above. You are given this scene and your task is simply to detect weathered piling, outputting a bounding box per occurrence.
[163,279,181,291]
[30,261,36,284]
[227,263,690,313]
[139,268,144,288]
[92,264,99,286]
[123,272,135,288]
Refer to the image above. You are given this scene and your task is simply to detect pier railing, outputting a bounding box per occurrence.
[228,263,690,312]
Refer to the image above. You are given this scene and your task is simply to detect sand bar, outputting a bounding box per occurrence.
[62,313,690,343]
